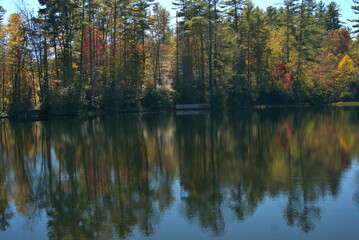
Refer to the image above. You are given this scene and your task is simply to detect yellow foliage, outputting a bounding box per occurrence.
[268,28,286,68]
[267,28,298,71]
[6,13,26,61]
[337,54,355,77]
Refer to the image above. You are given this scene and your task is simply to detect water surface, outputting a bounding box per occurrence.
[1,108,359,239]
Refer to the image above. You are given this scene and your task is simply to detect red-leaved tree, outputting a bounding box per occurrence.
[83,27,106,74]
[274,63,293,93]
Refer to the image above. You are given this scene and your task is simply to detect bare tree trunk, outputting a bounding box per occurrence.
[155,40,161,84]
[208,0,213,104]
[89,0,94,107]
[43,35,49,99]
[79,0,85,91]
[200,28,205,97]
[176,13,179,84]
[54,41,60,81]
[30,64,37,106]
[111,1,117,82]
[1,45,5,111]
[247,28,251,84]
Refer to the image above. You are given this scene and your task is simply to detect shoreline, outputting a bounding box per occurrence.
[1,102,358,121]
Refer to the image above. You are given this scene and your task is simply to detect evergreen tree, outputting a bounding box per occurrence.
[326,2,341,31]
[283,0,298,64]
[351,0,359,34]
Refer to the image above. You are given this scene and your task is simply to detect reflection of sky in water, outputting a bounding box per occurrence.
[0,206,47,240]
[4,166,357,240]
[129,164,359,240]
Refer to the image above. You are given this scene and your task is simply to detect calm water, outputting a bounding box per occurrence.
[1,108,359,239]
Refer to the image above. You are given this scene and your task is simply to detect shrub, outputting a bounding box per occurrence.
[211,86,227,109]
[100,84,123,113]
[142,84,174,110]
[41,86,80,115]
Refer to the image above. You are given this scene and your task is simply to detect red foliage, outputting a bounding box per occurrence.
[83,27,106,73]
[274,63,293,92]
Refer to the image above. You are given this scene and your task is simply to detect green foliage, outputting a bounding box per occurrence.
[211,86,227,109]
[41,86,80,115]
[121,84,142,111]
[100,84,123,113]
[142,84,174,110]
[326,2,341,31]
[2,0,359,115]
[227,84,257,106]
[351,0,359,33]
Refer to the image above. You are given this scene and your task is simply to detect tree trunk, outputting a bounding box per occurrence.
[208,0,213,104]
[111,1,117,82]
[79,0,85,91]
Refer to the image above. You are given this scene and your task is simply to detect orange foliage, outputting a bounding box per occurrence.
[324,29,352,56]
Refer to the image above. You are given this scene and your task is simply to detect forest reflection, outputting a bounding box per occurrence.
[0,108,359,239]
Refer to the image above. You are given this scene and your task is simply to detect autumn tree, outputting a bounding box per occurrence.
[7,14,33,111]
[149,3,170,85]
[274,63,293,94]
[325,29,352,57]
[0,0,358,113]
[336,54,357,100]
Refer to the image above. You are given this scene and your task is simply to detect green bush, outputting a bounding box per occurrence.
[41,86,80,115]
[122,85,142,111]
[100,84,123,113]
[211,86,227,109]
[8,91,33,116]
[142,84,174,110]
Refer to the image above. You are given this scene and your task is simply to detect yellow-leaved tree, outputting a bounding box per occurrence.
[6,13,33,111]
[336,54,357,100]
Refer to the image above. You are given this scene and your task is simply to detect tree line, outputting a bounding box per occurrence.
[0,0,359,114]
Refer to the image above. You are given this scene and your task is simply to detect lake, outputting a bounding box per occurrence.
[1,107,359,239]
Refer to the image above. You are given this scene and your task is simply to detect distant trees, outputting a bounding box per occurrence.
[0,0,359,114]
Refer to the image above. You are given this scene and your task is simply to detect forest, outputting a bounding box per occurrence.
[0,0,358,115]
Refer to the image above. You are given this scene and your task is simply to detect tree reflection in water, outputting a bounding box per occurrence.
[0,108,359,238]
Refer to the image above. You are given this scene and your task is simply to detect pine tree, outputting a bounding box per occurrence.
[243,0,255,84]
[351,0,359,34]
[284,0,298,64]
[223,0,242,34]
[150,2,170,85]
[326,2,341,31]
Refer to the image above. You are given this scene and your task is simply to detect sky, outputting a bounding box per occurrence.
[0,0,356,29]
